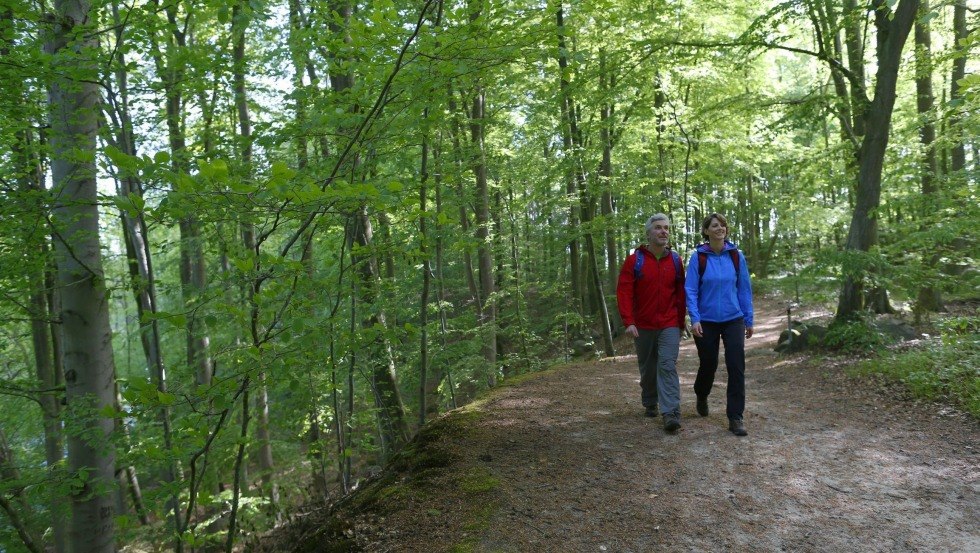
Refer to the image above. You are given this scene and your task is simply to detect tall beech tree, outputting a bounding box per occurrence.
[45,0,118,547]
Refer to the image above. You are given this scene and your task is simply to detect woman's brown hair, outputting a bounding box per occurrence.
[700,212,729,241]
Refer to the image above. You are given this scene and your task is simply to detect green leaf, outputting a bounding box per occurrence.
[104,145,140,173]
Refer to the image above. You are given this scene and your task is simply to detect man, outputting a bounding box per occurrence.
[616,214,687,432]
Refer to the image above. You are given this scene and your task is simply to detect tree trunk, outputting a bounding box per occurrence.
[0,427,43,553]
[914,0,943,313]
[351,209,411,457]
[470,88,498,386]
[949,0,967,174]
[45,0,118,546]
[556,3,614,355]
[231,0,280,519]
[837,0,919,321]
[419,115,432,425]
[556,4,583,316]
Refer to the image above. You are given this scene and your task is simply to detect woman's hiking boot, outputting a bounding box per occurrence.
[728,418,747,436]
[696,396,709,417]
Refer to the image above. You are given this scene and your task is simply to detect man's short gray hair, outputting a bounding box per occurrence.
[645,213,670,237]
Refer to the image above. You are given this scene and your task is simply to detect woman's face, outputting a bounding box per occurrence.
[706,218,728,241]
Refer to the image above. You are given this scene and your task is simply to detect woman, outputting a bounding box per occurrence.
[685,213,754,436]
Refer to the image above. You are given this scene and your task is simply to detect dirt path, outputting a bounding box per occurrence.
[263,301,979,552]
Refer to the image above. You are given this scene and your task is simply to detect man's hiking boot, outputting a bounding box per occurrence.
[664,413,681,432]
[696,396,709,417]
[645,406,658,418]
[728,418,747,436]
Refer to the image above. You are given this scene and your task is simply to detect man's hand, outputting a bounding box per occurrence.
[745,326,754,339]
[691,322,703,338]
[626,324,639,338]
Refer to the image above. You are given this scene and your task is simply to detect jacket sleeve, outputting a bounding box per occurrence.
[684,252,701,324]
[675,255,687,328]
[616,253,636,327]
[737,250,754,327]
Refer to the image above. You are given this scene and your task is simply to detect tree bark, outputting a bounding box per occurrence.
[231,0,280,519]
[556,2,614,355]
[470,86,498,386]
[45,0,118,546]
[837,0,919,320]
[914,0,943,312]
[949,0,967,174]
[556,3,583,316]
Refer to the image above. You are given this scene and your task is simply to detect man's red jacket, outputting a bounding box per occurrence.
[616,245,686,330]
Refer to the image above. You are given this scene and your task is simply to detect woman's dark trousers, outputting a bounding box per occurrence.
[693,318,745,420]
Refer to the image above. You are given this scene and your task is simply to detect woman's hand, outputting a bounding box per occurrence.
[745,326,754,339]
[691,322,703,338]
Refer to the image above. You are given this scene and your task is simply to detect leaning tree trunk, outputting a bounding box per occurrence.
[45,0,118,547]
[837,0,919,321]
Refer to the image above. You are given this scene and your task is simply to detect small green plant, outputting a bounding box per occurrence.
[824,318,891,352]
[849,315,980,417]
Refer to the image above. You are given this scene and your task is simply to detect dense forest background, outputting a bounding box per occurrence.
[0,0,976,550]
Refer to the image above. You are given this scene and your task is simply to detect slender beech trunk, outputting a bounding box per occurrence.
[148,0,215,389]
[419,111,432,425]
[230,0,280,521]
[914,0,943,313]
[46,0,117,546]
[555,3,582,315]
[949,0,967,174]
[556,3,613,355]
[447,88,482,309]
[328,0,410,457]
[470,88,498,386]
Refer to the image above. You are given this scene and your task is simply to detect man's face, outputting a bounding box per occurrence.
[648,220,670,247]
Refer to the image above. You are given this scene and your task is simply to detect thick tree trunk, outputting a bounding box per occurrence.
[837,0,918,321]
[46,0,118,546]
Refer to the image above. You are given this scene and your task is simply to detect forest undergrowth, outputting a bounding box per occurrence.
[255,296,979,552]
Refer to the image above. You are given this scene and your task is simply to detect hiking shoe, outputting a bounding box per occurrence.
[696,396,709,417]
[664,413,681,432]
[729,418,747,436]
[645,406,658,418]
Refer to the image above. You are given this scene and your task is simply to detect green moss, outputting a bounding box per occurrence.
[458,467,498,495]
[497,367,558,388]
[449,503,497,552]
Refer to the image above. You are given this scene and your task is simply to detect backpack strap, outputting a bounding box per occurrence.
[670,251,683,283]
[635,248,683,282]
[697,247,740,288]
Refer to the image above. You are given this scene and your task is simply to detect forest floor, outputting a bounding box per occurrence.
[257,297,979,552]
